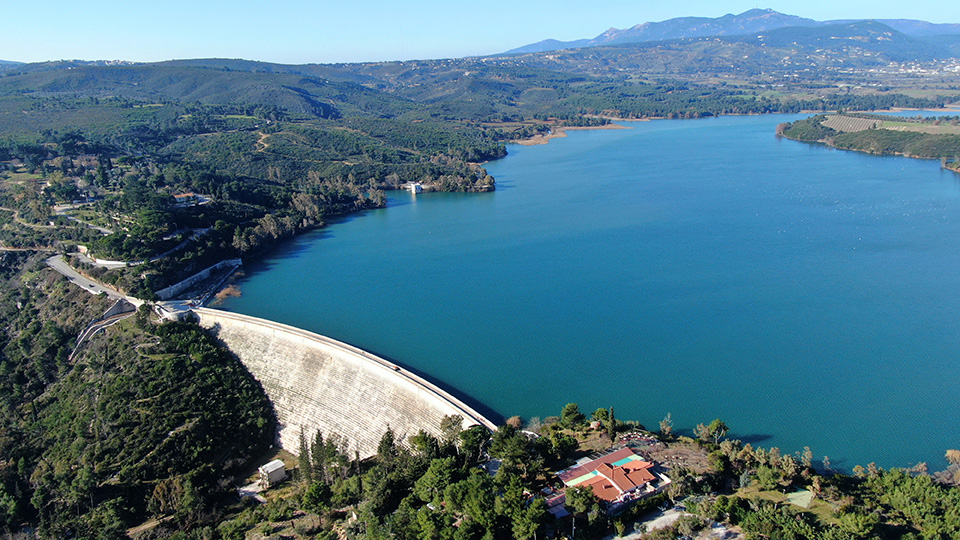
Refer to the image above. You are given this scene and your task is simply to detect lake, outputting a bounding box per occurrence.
[217,114,960,471]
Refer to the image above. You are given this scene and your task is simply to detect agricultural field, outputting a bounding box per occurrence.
[878,119,960,134]
[822,115,878,132]
[821,114,960,135]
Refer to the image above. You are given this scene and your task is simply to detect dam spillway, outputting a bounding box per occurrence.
[193,307,497,458]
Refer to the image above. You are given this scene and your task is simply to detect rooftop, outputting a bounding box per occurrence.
[259,459,285,474]
[558,448,657,503]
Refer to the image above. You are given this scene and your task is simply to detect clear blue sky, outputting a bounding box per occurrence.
[3,1,959,65]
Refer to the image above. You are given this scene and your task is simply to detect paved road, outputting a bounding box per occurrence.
[70,228,211,270]
[52,204,114,235]
[45,255,142,306]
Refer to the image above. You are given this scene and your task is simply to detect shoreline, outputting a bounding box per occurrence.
[208,113,958,471]
[778,131,960,175]
[513,123,630,146]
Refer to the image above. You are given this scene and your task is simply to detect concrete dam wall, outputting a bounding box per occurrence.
[193,308,497,458]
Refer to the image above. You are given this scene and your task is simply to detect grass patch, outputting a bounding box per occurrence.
[576,429,614,453]
[2,171,44,183]
[738,486,839,525]
[139,353,180,361]
[878,121,960,134]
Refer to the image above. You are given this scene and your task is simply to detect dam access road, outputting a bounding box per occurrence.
[193,307,498,458]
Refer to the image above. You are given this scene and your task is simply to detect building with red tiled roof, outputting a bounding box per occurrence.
[557,448,669,505]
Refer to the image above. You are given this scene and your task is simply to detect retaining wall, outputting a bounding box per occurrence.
[193,308,496,458]
[156,259,242,300]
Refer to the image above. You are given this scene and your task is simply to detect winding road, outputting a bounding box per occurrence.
[45,255,143,306]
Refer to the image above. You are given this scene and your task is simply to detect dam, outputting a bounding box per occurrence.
[193,307,498,458]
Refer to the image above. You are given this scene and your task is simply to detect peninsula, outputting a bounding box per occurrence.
[777,112,960,172]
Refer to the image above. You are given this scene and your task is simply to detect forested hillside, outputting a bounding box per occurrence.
[0,252,275,537]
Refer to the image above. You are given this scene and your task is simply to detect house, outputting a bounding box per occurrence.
[258,459,286,488]
[408,183,423,194]
[173,192,199,206]
[557,448,669,506]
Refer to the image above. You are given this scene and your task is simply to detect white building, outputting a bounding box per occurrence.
[258,459,286,488]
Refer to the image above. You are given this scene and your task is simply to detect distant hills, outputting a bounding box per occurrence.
[506,8,960,54]
[1,9,958,125]
[492,20,960,78]
[0,18,955,123]
[0,62,405,119]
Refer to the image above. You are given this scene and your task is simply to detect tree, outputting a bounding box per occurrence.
[377,427,398,472]
[676,515,705,537]
[513,498,547,540]
[708,451,729,474]
[694,423,711,443]
[302,482,331,513]
[311,431,327,483]
[567,484,604,535]
[135,302,152,328]
[560,403,585,428]
[659,412,674,440]
[707,418,729,444]
[839,512,879,537]
[810,476,822,499]
[756,466,779,490]
[298,430,313,485]
[490,425,529,469]
[457,470,497,530]
[459,425,490,466]
[413,457,456,506]
[439,415,463,447]
[591,408,609,423]
[800,446,813,469]
[409,429,440,459]
[738,470,753,489]
[779,454,799,479]
[550,431,578,459]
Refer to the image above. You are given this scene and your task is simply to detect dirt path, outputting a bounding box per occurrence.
[0,246,55,252]
[256,131,271,151]
[0,206,56,229]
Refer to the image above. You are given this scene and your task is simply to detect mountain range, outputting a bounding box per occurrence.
[506,8,960,54]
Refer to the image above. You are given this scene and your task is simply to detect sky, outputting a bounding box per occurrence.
[3,0,960,65]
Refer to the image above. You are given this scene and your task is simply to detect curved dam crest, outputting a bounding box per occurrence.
[193,307,497,457]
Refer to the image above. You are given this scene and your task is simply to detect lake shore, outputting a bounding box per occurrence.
[514,123,630,146]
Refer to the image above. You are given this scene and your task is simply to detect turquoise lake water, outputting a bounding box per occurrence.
[218,114,960,471]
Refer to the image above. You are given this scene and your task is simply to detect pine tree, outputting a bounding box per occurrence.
[311,431,326,484]
[298,430,313,485]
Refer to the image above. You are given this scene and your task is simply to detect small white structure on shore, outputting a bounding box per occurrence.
[258,459,286,488]
[409,182,423,194]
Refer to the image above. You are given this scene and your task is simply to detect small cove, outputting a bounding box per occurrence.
[218,113,960,471]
